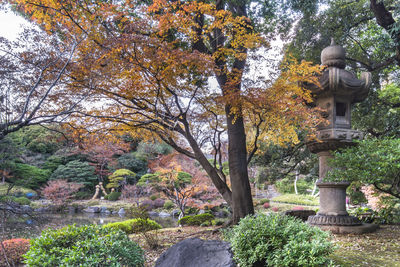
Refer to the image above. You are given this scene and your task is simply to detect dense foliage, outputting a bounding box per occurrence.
[107,169,136,190]
[50,160,97,189]
[178,213,214,226]
[326,139,400,200]
[23,224,145,267]
[0,238,31,266]
[104,218,161,234]
[224,213,333,267]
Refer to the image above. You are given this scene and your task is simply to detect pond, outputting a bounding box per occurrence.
[0,211,178,240]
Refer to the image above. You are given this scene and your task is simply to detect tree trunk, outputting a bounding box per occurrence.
[226,108,254,224]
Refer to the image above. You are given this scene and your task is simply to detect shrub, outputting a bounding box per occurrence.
[263,202,270,209]
[178,213,214,226]
[153,198,165,208]
[105,191,121,201]
[271,207,279,212]
[293,206,305,211]
[140,199,155,211]
[224,213,333,267]
[150,195,158,201]
[104,218,162,234]
[272,194,319,206]
[14,196,30,205]
[0,196,30,205]
[41,180,83,206]
[23,224,144,267]
[163,200,174,209]
[0,238,30,266]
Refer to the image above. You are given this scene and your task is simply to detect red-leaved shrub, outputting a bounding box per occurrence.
[41,180,83,206]
[0,238,30,266]
[293,206,304,211]
[263,202,270,209]
[271,207,279,212]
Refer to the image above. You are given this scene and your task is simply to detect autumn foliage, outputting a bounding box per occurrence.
[41,180,83,206]
[0,238,30,266]
[7,0,325,222]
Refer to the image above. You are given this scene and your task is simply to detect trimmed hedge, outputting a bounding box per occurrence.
[104,218,161,234]
[178,213,214,226]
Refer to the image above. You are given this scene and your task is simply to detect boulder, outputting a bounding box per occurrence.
[100,206,109,213]
[155,238,236,267]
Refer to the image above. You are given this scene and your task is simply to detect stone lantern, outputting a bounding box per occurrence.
[305,39,377,234]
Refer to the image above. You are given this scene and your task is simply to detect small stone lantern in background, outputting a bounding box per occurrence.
[305,39,377,234]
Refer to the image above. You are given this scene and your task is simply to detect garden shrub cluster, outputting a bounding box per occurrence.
[224,213,334,267]
[104,218,161,234]
[0,238,30,266]
[275,177,313,195]
[163,200,174,209]
[105,191,122,201]
[23,224,144,267]
[272,194,319,206]
[0,195,31,205]
[178,213,214,226]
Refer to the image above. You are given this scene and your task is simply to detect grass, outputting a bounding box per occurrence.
[0,182,36,196]
[271,194,319,206]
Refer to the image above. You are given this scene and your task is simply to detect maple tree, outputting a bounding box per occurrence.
[0,28,87,141]
[7,0,324,223]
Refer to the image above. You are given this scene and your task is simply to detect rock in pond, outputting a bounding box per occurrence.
[158,211,171,217]
[83,206,100,213]
[155,238,236,267]
[100,206,109,213]
[118,208,125,215]
[148,211,159,217]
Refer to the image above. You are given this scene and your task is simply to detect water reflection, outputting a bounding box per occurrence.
[1,212,178,239]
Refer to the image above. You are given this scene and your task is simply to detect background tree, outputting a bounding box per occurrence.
[50,160,97,190]
[8,0,324,223]
[287,0,400,138]
[106,169,136,191]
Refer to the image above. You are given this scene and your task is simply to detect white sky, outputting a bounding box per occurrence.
[0,8,30,40]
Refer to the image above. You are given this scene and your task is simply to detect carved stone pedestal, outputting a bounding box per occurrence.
[307,182,378,234]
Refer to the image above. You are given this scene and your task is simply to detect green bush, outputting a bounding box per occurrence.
[23,224,144,267]
[150,195,158,201]
[104,218,162,234]
[224,213,333,267]
[272,194,319,206]
[178,213,214,226]
[163,200,174,209]
[105,191,121,201]
[15,196,31,205]
[0,196,30,205]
